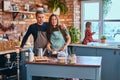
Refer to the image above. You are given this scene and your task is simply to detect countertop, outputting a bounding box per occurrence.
[27,56,102,67]
[69,42,120,50]
[0,46,32,55]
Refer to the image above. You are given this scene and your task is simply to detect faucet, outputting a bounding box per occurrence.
[114,33,120,37]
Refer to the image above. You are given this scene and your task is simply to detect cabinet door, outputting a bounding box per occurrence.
[71,46,97,56]
[20,51,27,80]
[97,49,120,80]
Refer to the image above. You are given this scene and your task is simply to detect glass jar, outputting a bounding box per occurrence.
[57,51,67,64]
[70,54,76,64]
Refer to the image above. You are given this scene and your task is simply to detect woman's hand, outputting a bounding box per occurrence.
[61,45,67,51]
[92,32,95,35]
[46,42,52,51]
[46,46,52,51]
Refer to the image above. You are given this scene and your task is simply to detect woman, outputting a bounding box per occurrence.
[46,14,71,56]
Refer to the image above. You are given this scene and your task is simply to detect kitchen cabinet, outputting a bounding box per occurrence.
[20,51,28,80]
[69,45,120,80]
[0,52,17,80]
[97,49,120,80]
[0,49,29,80]
[71,46,97,56]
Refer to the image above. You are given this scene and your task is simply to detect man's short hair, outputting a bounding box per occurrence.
[35,11,44,17]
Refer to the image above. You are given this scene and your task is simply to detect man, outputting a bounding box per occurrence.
[20,11,48,56]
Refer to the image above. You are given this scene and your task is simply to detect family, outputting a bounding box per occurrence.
[20,10,97,80]
[20,10,72,80]
[20,11,71,57]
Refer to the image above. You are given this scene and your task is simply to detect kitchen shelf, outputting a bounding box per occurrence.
[4,10,35,14]
[4,10,35,20]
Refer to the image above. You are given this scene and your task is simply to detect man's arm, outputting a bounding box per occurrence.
[20,26,32,48]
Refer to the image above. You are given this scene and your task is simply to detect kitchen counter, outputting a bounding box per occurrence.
[68,43,120,80]
[0,45,31,80]
[26,56,102,80]
[69,42,120,49]
[0,46,32,55]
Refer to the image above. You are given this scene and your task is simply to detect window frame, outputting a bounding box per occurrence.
[81,0,120,42]
[81,0,103,41]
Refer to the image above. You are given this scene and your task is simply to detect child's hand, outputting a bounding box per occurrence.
[92,32,95,34]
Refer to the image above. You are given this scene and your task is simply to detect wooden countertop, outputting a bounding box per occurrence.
[27,56,102,67]
[0,46,31,55]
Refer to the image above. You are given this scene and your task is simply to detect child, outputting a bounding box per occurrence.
[83,22,97,45]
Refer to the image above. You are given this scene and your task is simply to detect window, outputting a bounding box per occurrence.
[81,1,100,40]
[81,0,120,42]
[103,0,120,42]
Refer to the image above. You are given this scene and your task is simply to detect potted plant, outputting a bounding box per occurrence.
[100,35,106,44]
[69,27,81,44]
[44,0,68,15]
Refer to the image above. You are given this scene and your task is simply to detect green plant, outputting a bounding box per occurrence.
[44,0,68,14]
[69,27,81,43]
[101,35,106,40]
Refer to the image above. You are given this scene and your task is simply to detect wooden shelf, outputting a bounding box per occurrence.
[4,10,35,20]
[4,10,35,14]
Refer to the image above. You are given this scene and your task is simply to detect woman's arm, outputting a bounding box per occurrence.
[61,35,71,51]
[46,41,52,51]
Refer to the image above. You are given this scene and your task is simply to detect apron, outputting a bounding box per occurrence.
[50,30,68,55]
[34,31,47,56]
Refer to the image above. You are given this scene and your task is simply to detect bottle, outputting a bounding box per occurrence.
[25,52,29,61]
[37,48,43,56]
[17,36,21,46]
[28,48,34,62]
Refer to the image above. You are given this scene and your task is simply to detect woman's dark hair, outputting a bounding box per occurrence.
[35,11,44,17]
[47,14,60,40]
[85,22,91,28]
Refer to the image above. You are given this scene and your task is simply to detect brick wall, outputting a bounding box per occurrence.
[0,0,81,34]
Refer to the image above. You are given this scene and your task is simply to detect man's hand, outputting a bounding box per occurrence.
[60,24,67,30]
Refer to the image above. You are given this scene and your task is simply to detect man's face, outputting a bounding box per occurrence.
[36,13,45,24]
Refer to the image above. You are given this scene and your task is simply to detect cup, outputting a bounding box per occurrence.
[37,48,43,56]
[22,14,27,19]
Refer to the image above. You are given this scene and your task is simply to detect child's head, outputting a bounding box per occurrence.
[86,22,92,30]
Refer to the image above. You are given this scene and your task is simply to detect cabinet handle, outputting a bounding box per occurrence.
[74,48,77,52]
[119,51,120,55]
[114,50,117,55]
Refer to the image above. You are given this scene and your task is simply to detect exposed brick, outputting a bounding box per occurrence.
[0,0,81,33]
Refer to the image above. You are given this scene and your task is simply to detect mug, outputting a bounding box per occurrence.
[37,48,43,56]
[22,14,27,19]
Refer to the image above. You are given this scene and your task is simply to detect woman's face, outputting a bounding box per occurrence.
[51,16,57,27]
